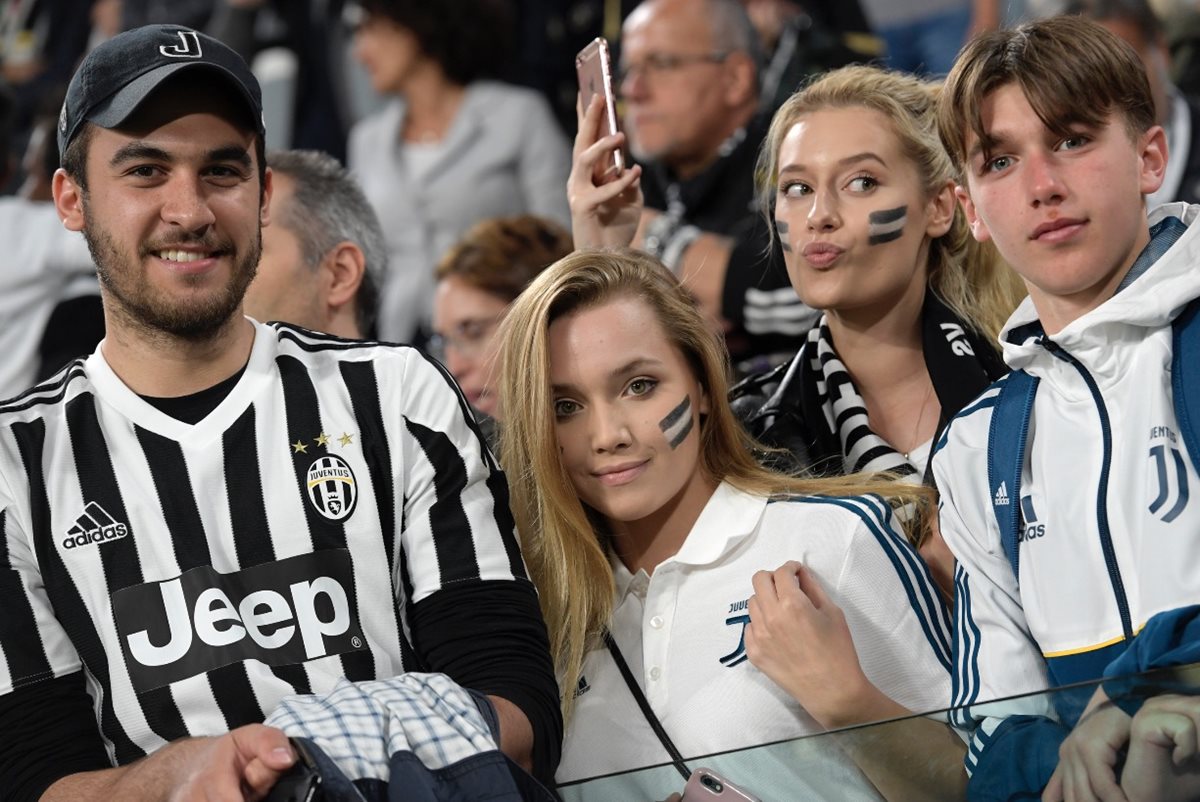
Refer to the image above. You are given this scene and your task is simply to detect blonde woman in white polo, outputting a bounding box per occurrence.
[497,249,965,800]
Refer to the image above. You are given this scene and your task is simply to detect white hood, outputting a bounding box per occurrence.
[999,202,1200,384]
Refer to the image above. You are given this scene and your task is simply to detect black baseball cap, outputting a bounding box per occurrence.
[58,24,265,158]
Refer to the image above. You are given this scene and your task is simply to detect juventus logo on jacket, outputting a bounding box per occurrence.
[1149,440,1190,523]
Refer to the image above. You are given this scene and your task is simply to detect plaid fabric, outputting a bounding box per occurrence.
[265,672,499,783]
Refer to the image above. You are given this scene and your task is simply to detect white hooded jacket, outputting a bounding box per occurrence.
[932,202,1200,794]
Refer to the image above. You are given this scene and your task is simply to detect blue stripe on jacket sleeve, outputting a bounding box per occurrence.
[861,493,954,641]
[965,715,1067,802]
[951,564,983,731]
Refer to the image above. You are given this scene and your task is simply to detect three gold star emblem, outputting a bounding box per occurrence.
[294,432,354,454]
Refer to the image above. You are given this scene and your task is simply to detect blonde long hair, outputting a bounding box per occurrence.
[757,65,1025,339]
[496,248,932,718]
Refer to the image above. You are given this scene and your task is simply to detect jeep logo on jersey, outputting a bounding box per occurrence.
[113,550,366,691]
[306,455,357,521]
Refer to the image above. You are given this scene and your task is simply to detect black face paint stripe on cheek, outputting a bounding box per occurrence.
[775,218,792,252]
[659,396,694,450]
[867,204,907,246]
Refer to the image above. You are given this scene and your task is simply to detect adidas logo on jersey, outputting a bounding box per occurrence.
[993,481,1010,507]
[113,550,366,691]
[1017,495,1046,543]
[63,502,129,549]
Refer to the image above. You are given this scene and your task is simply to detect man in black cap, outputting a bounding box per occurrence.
[0,25,560,801]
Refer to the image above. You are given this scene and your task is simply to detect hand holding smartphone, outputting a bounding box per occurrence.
[575,36,625,174]
[680,767,761,801]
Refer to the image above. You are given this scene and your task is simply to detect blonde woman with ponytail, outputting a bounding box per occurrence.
[497,249,964,799]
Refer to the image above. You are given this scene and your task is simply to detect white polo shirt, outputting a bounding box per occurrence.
[556,482,953,798]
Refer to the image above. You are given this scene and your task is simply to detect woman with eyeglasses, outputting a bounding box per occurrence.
[431,215,573,432]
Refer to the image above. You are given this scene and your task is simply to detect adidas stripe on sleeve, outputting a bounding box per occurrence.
[780,494,955,716]
[931,422,1059,777]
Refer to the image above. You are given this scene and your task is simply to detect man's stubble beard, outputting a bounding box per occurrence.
[82,205,261,343]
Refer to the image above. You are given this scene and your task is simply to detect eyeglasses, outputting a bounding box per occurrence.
[428,314,504,361]
[617,51,730,84]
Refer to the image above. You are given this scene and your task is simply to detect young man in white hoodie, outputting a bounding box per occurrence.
[933,15,1200,802]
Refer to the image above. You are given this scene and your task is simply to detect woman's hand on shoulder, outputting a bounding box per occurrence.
[744,561,879,730]
[568,94,644,249]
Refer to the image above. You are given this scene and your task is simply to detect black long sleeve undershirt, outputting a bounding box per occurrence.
[409,578,563,788]
[0,671,112,802]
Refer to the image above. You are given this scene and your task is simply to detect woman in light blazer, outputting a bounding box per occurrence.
[348,0,572,343]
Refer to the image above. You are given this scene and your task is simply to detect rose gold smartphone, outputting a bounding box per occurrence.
[680,768,761,802]
[575,36,625,173]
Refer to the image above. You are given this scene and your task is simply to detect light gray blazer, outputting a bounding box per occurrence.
[348,81,571,342]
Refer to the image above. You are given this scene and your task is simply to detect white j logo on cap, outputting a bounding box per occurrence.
[159,31,203,59]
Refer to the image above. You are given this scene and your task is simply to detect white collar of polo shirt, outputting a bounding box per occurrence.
[607,480,766,601]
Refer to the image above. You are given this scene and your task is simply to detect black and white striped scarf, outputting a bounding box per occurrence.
[801,290,1009,478]
[806,320,919,477]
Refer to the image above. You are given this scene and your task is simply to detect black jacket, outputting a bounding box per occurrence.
[729,291,1009,479]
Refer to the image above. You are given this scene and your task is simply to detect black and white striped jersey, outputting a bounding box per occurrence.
[0,320,527,766]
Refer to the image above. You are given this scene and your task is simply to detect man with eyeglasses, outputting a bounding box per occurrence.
[615,0,818,371]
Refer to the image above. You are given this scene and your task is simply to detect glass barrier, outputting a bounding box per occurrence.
[557,662,1200,801]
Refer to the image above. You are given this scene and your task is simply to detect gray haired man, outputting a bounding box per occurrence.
[244,149,385,339]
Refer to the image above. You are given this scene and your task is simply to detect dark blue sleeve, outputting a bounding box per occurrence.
[1103,604,1200,715]
[409,578,562,788]
[967,715,1068,802]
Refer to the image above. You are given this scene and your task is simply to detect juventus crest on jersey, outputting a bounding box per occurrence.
[0,321,525,766]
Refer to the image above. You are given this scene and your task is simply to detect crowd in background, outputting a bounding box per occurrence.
[7,0,1200,399]
[2,1,1200,801]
